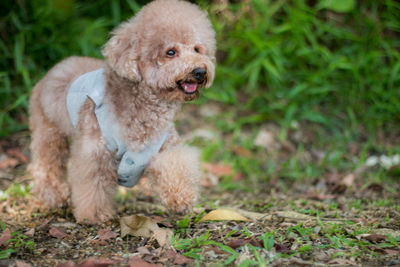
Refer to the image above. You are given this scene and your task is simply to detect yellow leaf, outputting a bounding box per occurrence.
[200,209,249,222]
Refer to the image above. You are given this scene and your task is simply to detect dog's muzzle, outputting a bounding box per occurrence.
[192,68,207,83]
[175,68,208,96]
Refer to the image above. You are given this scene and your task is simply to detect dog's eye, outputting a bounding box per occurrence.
[194,47,200,53]
[166,49,176,57]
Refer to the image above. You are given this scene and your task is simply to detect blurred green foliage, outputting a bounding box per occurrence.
[0,0,399,137]
[207,0,400,136]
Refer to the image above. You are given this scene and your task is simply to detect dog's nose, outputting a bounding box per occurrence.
[192,68,207,82]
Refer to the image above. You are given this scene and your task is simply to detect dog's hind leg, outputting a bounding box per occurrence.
[67,100,117,224]
[28,91,70,208]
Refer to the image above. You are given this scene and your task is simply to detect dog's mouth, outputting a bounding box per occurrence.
[177,80,199,95]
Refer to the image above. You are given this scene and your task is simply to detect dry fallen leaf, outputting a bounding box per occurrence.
[151,216,166,224]
[233,209,267,220]
[58,259,117,267]
[39,218,52,229]
[165,249,178,259]
[25,228,35,237]
[7,148,29,163]
[216,208,292,221]
[0,157,19,169]
[230,146,251,157]
[120,215,158,237]
[151,216,172,228]
[98,229,118,242]
[362,234,387,243]
[129,256,162,267]
[373,228,400,237]
[200,209,249,222]
[274,242,291,253]
[383,249,400,255]
[204,163,234,177]
[153,228,173,247]
[194,207,321,223]
[164,249,194,265]
[201,173,219,188]
[137,246,151,255]
[203,245,228,257]
[15,261,33,267]
[49,227,68,239]
[327,258,357,266]
[0,228,11,246]
[342,173,355,187]
[173,254,193,265]
[58,262,75,267]
[120,215,172,247]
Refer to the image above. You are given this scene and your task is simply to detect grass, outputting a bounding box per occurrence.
[1,166,399,265]
[0,221,35,260]
[0,183,30,201]
[1,0,400,265]
[167,205,400,265]
[208,0,400,136]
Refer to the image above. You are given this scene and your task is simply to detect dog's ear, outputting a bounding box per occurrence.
[102,20,141,81]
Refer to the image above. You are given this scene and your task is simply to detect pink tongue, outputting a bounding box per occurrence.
[182,83,197,93]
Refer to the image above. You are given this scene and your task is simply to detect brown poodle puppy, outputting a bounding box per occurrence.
[28,0,216,224]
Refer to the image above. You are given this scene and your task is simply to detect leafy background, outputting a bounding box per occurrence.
[1,0,400,137]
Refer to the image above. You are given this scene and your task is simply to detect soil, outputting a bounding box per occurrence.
[1,105,400,267]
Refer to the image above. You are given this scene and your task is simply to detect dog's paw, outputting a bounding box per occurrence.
[73,198,115,224]
[32,182,70,208]
[148,144,201,213]
[74,207,115,225]
[160,186,198,213]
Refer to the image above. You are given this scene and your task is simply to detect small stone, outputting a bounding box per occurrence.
[254,129,276,148]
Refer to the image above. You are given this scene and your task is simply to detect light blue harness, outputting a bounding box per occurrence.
[66,68,169,188]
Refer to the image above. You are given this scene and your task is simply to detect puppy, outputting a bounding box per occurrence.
[28,0,216,224]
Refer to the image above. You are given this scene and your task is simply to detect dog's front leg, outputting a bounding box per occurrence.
[67,100,118,224]
[146,144,201,212]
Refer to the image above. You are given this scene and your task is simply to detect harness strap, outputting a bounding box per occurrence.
[66,68,169,188]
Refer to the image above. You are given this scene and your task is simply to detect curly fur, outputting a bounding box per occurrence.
[28,0,216,224]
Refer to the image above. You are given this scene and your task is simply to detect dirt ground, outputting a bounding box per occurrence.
[1,105,400,267]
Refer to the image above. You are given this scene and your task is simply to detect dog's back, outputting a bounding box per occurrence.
[30,56,104,136]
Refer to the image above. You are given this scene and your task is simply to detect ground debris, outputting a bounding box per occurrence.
[200,209,249,221]
[0,228,11,245]
[49,227,68,239]
[58,258,119,267]
[129,255,162,267]
[120,215,172,247]
[1,118,400,266]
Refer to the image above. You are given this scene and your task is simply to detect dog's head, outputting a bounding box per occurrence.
[102,0,216,102]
